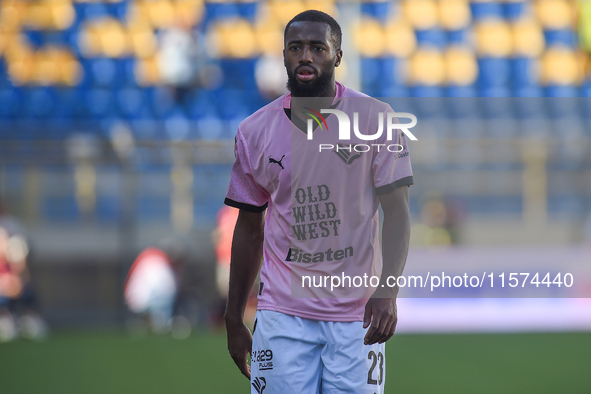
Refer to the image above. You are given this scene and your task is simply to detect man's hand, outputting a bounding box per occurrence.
[225,319,253,379]
[363,297,397,345]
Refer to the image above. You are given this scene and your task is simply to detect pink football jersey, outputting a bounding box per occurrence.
[225,82,413,322]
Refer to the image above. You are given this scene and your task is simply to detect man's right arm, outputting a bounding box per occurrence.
[224,209,265,380]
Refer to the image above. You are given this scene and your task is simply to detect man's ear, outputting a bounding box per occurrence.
[334,50,343,67]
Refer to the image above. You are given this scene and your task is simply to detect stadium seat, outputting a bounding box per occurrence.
[469,0,504,21]
[360,1,393,24]
[0,88,22,119]
[150,87,177,119]
[544,29,578,48]
[503,0,528,20]
[415,28,447,49]
[85,88,118,119]
[477,57,511,90]
[164,108,194,141]
[117,87,149,119]
[24,87,56,119]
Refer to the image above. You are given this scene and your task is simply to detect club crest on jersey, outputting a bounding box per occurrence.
[333,143,363,165]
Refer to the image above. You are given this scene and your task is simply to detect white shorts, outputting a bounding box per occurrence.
[250,310,386,394]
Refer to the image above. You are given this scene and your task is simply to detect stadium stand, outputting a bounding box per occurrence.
[0,0,590,224]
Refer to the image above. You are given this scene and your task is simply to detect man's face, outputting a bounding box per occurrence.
[284,21,342,97]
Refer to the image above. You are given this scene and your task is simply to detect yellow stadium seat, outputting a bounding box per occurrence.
[352,17,385,58]
[409,47,445,85]
[512,18,545,57]
[79,18,131,58]
[0,1,27,33]
[175,0,205,28]
[145,0,177,29]
[474,19,513,57]
[24,2,54,31]
[540,47,583,85]
[445,46,478,86]
[255,17,284,56]
[207,18,257,58]
[129,27,158,59]
[535,0,574,30]
[51,0,77,31]
[135,56,162,86]
[267,0,308,25]
[384,18,416,58]
[402,0,439,30]
[6,39,35,85]
[439,0,471,31]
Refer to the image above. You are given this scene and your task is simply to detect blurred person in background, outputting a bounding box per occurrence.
[212,205,257,328]
[411,194,465,247]
[124,238,190,337]
[157,18,204,104]
[0,206,48,342]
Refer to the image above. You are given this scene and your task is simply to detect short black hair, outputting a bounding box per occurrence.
[284,10,342,51]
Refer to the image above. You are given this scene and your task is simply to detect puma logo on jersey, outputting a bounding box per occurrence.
[269,155,285,169]
[252,377,267,393]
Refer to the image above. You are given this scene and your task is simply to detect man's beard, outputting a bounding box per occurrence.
[286,66,334,97]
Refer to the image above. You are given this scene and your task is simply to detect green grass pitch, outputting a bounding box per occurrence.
[0,330,589,394]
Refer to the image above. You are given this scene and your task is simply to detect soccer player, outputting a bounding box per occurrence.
[223,10,413,394]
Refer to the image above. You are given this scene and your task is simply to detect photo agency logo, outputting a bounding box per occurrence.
[306,109,418,159]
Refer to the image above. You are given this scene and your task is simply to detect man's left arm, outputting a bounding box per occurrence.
[363,185,410,345]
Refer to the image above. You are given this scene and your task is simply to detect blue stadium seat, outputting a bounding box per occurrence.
[55,88,85,120]
[117,88,149,119]
[581,81,591,97]
[214,88,250,121]
[238,2,258,22]
[544,29,578,48]
[196,115,225,139]
[545,85,578,97]
[415,28,447,49]
[220,59,257,91]
[360,57,403,97]
[184,90,218,120]
[85,88,118,119]
[445,85,477,97]
[514,86,543,97]
[0,61,9,88]
[81,2,110,21]
[24,87,56,119]
[0,88,22,119]
[511,57,539,90]
[164,107,194,140]
[360,1,392,24]
[447,28,469,46]
[203,3,241,27]
[150,87,176,119]
[23,30,45,49]
[96,196,120,222]
[118,58,137,87]
[470,1,504,20]
[106,0,130,21]
[477,58,511,93]
[503,1,528,20]
[43,196,81,221]
[80,58,120,88]
[130,119,163,140]
[410,85,443,97]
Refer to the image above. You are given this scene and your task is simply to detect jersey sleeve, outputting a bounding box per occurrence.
[224,128,270,212]
[372,114,414,195]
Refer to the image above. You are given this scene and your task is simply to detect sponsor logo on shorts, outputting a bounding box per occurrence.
[252,349,273,370]
[252,377,267,394]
